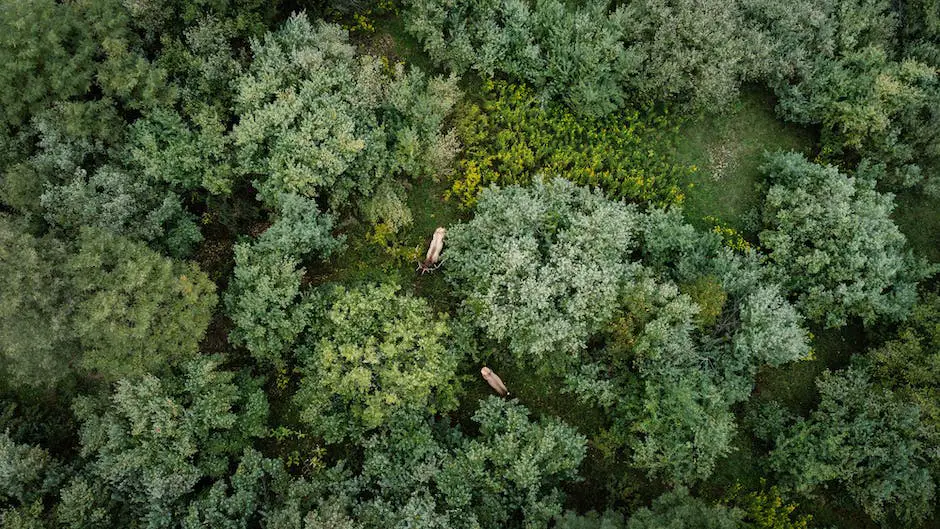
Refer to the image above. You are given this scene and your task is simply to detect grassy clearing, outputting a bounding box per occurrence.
[675,87,817,236]
[304,176,467,313]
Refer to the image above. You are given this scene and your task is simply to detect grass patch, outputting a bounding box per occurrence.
[304,176,467,313]
[675,87,817,235]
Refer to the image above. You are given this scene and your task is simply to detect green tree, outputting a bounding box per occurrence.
[294,284,459,443]
[625,488,742,529]
[0,220,217,386]
[438,397,587,529]
[446,178,642,370]
[67,228,217,380]
[759,152,922,327]
[232,13,459,209]
[869,288,940,474]
[0,217,74,388]
[225,194,343,368]
[620,0,753,112]
[769,368,936,525]
[0,432,60,507]
[63,358,268,528]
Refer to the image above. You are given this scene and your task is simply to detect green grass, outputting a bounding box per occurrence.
[304,176,467,313]
[675,87,817,236]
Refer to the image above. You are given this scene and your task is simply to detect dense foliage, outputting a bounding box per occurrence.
[294,284,459,443]
[767,368,936,525]
[1,0,938,528]
[758,152,923,326]
[450,80,688,208]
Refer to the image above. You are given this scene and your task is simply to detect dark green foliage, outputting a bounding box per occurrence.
[404,0,633,117]
[759,152,923,326]
[0,0,96,133]
[625,488,742,529]
[450,80,689,208]
[294,284,459,443]
[0,219,217,386]
[746,0,940,192]
[619,0,754,112]
[0,217,75,388]
[769,368,936,525]
[225,194,343,368]
[0,433,60,506]
[128,108,236,196]
[439,397,587,529]
[41,166,202,257]
[869,288,940,473]
[123,0,278,41]
[404,0,752,114]
[0,0,173,136]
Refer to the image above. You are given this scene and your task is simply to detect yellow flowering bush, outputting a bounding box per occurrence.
[449,80,690,208]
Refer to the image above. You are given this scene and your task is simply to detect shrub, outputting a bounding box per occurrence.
[450,80,689,208]
[446,178,642,370]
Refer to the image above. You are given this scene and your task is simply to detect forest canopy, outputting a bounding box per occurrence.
[0,0,938,528]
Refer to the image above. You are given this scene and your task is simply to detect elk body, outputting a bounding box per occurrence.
[417,227,446,274]
[481,366,509,396]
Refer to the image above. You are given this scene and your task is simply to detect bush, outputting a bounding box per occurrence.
[450,80,689,208]
[769,368,936,525]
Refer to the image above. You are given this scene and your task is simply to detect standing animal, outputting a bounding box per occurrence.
[417,227,446,274]
[481,366,509,396]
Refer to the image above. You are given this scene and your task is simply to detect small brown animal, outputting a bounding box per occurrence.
[417,227,446,274]
[481,366,509,396]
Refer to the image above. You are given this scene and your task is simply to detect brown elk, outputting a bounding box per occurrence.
[480,366,509,396]
[417,227,446,274]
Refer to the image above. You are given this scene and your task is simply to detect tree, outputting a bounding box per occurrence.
[294,284,459,443]
[0,432,60,507]
[41,165,202,257]
[0,0,173,135]
[0,217,75,388]
[225,194,343,368]
[403,0,634,117]
[869,288,940,475]
[744,0,940,192]
[63,358,268,528]
[438,397,587,529]
[232,13,459,210]
[759,152,922,327]
[445,178,642,370]
[625,488,742,529]
[619,0,753,112]
[67,228,217,380]
[769,368,936,525]
[0,219,217,386]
